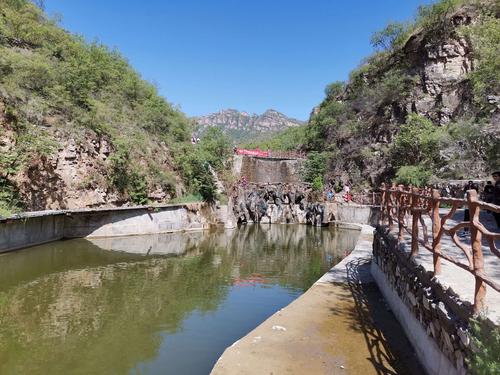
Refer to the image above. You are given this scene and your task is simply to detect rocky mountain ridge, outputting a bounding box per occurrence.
[194,109,305,143]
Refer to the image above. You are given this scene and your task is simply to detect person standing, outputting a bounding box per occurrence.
[460,181,478,237]
[483,181,494,203]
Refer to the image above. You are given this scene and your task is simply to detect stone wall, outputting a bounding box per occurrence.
[235,155,303,184]
[231,183,380,227]
[231,183,324,225]
[372,226,473,375]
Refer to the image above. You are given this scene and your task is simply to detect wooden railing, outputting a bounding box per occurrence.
[380,183,500,314]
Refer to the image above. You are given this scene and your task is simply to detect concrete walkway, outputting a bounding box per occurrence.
[397,209,500,324]
[211,225,423,375]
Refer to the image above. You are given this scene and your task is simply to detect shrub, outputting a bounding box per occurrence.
[198,127,232,171]
[302,152,330,183]
[469,319,500,375]
[311,176,324,192]
[324,81,345,99]
[395,165,432,186]
[391,114,444,168]
[461,15,500,109]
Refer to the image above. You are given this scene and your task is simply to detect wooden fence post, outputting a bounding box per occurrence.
[387,185,394,229]
[432,189,442,275]
[468,190,486,315]
[380,183,386,223]
[398,185,405,241]
[410,187,419,257]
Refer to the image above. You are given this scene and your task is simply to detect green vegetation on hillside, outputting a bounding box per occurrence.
[0,0,231,212]
[242,125,307,151]
[174,127,232,202]
[263,0,499,189]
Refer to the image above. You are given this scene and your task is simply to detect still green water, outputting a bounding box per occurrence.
[0,224,358,375]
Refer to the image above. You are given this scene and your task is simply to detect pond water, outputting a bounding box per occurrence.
[0,224,359,375]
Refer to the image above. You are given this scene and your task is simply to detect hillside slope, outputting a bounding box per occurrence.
[0,0,228,214]
[305,0,499,188]
[194,109,304,143]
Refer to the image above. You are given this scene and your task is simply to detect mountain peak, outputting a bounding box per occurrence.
[193,109,305,143]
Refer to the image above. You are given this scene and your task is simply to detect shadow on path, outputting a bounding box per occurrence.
[329,257,425,375]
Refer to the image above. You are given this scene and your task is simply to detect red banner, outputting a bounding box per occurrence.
[235,148,270,157]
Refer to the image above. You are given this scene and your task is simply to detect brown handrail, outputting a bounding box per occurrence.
[380,183,500,315]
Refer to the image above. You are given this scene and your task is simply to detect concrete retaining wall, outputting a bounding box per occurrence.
[0,203,212,253]
[0,212,65,252]
[64,204,209,238]
[325,203,380,226]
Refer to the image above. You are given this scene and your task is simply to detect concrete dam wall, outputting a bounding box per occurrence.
[233,155,303,184]
[0,203,221,253]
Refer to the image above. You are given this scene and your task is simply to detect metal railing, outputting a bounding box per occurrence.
[380,183,500,314]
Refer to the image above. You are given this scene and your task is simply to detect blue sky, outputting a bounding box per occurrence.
[44,0,433,120]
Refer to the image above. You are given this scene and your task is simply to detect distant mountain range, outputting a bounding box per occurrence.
[193,109,305,143]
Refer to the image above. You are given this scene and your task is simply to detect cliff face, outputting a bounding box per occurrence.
[0,0,194,214]
[194,109,304,143]
[308,1,499,187]
[402,8,475,124]
[0,111,180,210]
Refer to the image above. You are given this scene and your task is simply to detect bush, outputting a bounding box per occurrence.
[198,127,232,171]
[462,15,500,109]
[173,145,218,202]
[469,319,500,375]
[324,81,345,99]
[415,0,465,34]
[311,176,324,192]
[302,152,330,183]
[391,113,444,168]
[395,165,432,186]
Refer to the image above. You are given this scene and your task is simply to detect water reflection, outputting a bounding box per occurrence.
[0,225,358,375]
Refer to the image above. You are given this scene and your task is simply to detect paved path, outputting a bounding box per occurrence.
[396,209,500,324]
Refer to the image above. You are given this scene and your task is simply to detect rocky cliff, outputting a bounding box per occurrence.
[194,109,304,143]
[0,1,206,214]
[306,0,499,187]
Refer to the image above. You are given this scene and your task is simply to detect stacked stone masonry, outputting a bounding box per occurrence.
[373,226,477,373]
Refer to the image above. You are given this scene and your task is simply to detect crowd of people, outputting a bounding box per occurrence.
[325,182,352,203]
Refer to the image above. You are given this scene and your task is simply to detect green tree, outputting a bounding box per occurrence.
[198,127,232,171]
[370,22,409,50]
[391,114,444,168]
[395,165,432,187]
[302,152,330,184]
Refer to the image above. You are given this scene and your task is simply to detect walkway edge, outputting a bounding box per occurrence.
[211,222,375,374]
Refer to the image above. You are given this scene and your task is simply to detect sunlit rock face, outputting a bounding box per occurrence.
[231,183,326,226]
[404,19,474,124]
